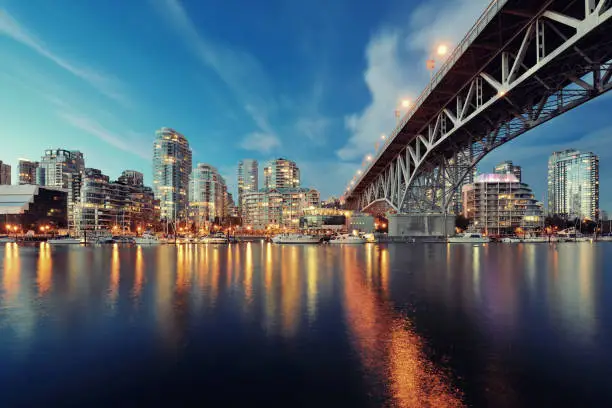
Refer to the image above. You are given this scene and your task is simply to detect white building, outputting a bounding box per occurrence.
[547,149,599,220]
[152,128,192,222]
[38,149,84,188]
[242,187,320,230]
[237,159,258,214]
[189,163,228,229]
[264,158,300,189]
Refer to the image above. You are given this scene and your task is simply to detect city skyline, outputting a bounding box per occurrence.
[1,1,612,209]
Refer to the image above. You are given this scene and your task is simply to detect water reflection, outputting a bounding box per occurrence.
[0,242,610,406]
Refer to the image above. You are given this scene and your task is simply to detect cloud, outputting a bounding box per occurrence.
[151,0,277,136]
[298,160,358,199]
[337,0,489,161]
[59,112,150,160]
[0,9,130,106]
[295,116,330,145]
[239,132,281,154]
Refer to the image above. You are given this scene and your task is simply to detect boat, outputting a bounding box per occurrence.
[199,232,229,244]
[523,235,549,243]
[47,236,83,245]
[0,236,16,243]
[113,236,135,244]
[328,233,367,244]
[501,237,521,243]
[271,233,320,244]
[134,233,161,245]
[448,232,490,243]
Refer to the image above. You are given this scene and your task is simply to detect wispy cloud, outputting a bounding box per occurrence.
[239,132,281,154]
[337,0,489,161]
[151,0,278,137]
[58,112,150,160]
[0,8,130,106]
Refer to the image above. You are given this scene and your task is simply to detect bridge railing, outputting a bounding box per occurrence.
[347,0,508,197]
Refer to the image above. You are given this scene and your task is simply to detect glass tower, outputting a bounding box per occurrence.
[547,149,599,220]
[494,161,522,182]
[264,158,300,189]
[152,128,192,222]
[237,159,258,214]
[188,163,227,228]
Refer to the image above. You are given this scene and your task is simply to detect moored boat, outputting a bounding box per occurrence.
[328,233,366,244]
[0,236,16,243]
[271,233,320,244]
[199,232,229,244]
[501,237,521,243]
[448,232,490,243]
[134,233,161,245]
[47,236,83,245]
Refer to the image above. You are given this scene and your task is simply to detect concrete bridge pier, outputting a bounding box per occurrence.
[388,213,454,238]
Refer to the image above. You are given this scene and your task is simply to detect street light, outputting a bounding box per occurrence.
[395,99,411,124]
[427,43,450,79]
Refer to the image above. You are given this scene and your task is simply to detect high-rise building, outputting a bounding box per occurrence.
[242,187,320,229]
[494,161,522,182]
[547,149,599,219]
[38,149,84,188]
[462,173,544,234]
[264,158,300,189]
[188,163,228,229]
[152,128,192,222]
[0,161,11,185]
[18,159,39,185]
[237,159,258,213]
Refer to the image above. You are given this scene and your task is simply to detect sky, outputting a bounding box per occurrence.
[1,0,611,211]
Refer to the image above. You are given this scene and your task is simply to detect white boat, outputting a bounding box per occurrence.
[47,237,83,245]
[199,233,229,244]
[599,236,612,242]
[448,232,490,243]
[329,234,366,244]
[0,236,16,243]
[501,237,521,243]
[271,233,320,244]
[134,233,161,245]
[523,236,549,243]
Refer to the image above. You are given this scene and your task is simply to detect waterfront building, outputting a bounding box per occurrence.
[0,160,11,185]
[348,212,375,233]
[152,127,192,222]
[547,149,599,220]
[75,168,159,232]
[188,163,228,230]
[264,158,300,189]
[462,173,544,234]
[299,208,346,231]
[494,161,522,182]
[227,192,239,218]
[237,159,258,214]
[18,159,39,185]
[0,185,68,231]
[242,187,320,230]
[38,149,84,188]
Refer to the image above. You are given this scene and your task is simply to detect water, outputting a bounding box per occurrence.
[1,242,611,407]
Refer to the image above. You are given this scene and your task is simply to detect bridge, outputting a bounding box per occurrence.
[344,0,612,218]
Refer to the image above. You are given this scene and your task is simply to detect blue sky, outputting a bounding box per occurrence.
[1,0,611,211]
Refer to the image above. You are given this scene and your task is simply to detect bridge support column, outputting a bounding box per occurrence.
[388,213,454,238]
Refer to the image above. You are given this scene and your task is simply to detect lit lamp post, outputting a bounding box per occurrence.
[394,99,411,125]
[426,44,449,80]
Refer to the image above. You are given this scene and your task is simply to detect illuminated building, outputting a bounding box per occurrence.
[348,213,375,233]
[18,159,38,185]
[242,187,320,229]
[547,149,599,219]
[264,158,300,189]
[494,160,522,182]
[188,163,228,229]
[462,173,544,234]
[299,208,346,231]
[0,160,11,185]
[0,185,68,230]
[75,168,159,232]
[237,159,258,215]
[152,127,192,222]
[38,149,84,188]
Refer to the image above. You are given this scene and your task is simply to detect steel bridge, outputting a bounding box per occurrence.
[344,0,612,214]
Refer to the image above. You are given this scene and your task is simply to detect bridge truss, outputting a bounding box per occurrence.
[347,0,612,214]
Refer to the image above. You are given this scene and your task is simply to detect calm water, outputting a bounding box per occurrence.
[1,242,611,407]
